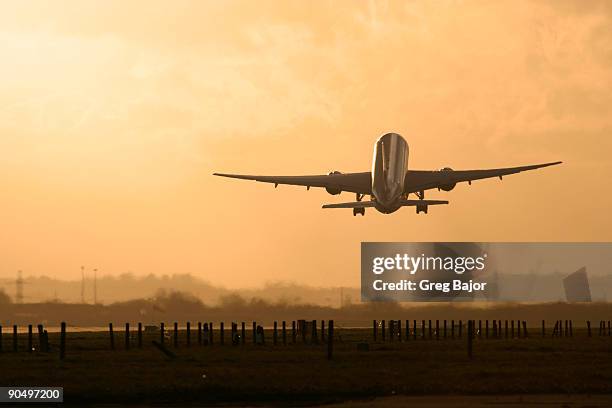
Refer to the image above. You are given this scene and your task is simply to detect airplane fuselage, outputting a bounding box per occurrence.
[371,133,409,213]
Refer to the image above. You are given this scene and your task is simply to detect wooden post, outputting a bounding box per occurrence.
[109,323,114,350]
[321,320,325,343]
[522,321,527,338]
[253,321,257,344]
[435,320,439,340]
[398,319,402,342]
[413,320,417,340]
[173,322,178,348]
[504,320,508,339]
[282,321,287,345]
[311,320,317,344]
[485,320,489,338]
[389,320,394,342]
[292,321,296,343]
[327,320,334,360]
[421,320,425,340]
[220,322,224,345]
[209,322,213,345]
[381,320,386,342]
[27,325,32,352]
[273,321,278,345]
[242,322,246,345]
[458,320,462,338]
[138,323,142,348]
[198,322,202,346]
[186,322,191,347]
[428,320,432,339]
[542,320,545,337]
[569,320,573,337]
[565,320,569,337]
[373,320,377,341]
[511,320,514,338]
[203,323,209,346]
[13,325,17,352]
[467,320,473,359]
[405,319,410,340]
[301,320,307,343]
[160,322,165,345]
[587,320,591,337]
[59,322,66,360]
[125,323,130,350]
[478,320,482,339]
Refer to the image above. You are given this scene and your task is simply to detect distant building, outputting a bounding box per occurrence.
[563,267,592,302]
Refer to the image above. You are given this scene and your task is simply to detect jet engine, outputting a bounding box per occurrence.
[439,167,456,191]
[325,171,342,195]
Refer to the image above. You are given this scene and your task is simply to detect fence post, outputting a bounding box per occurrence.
[451,320,455,338]
[173,322,178,348]
[327,320,334,360]
[209,322,213,345]
[60,322,66,360]
[413,320,417,340]
[467,320,473,359]
[542,320,545,337]
[242,322,246,345]
[27,325,33,353]
[398,319,402,342]
[109,323,114,350]
[478,320,481,339]
[485,320,489,338]
[292,321,296,343]
[458,320,462,338]
[160,322,165,345]
[321,320,325,343]
[13,325,17,352]
[203,323,209,346]
[373,320,377,341]
[587,320,591,337]
[186,322,191,347]
[522,321,528,338]
[220,322,224,345]
[436,320,439,340]
[125,323,130,350]
[428,320,432,339]
[282,321,287,345]
[198,322,202,346]
[273,321,278,345]
[421,320,425,340]
[405,319,410,340]
[389,320,394,342]
[381,320,385,342]
[253,321,257,344]
[311,320,318,344]
[138,322,143,348]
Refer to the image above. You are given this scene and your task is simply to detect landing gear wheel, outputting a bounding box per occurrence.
[353,207,365,216]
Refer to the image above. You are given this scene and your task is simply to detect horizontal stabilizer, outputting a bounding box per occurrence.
[322,199,448,209]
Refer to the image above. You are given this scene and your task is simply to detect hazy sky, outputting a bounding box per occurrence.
[1,0,611,287]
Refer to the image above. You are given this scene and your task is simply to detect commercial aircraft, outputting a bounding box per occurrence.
[214,133,561,216]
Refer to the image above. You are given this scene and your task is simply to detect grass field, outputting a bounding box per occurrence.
[1,324,612,406]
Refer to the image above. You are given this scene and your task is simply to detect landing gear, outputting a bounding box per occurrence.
[353,207,365,216]
[416,204,428,214]
[415,190,425,200]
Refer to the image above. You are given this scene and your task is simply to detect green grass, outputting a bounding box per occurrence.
[1,328,611,405]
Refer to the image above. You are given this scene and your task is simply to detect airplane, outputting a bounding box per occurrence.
[213,133,561,216]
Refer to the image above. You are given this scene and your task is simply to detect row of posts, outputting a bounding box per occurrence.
[0,323,66,359]
[372,319,530,341]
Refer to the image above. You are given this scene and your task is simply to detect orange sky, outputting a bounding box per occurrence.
[0,0,611,288]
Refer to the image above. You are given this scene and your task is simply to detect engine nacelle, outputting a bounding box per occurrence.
[325,171,342,195]
[439,167,456,191]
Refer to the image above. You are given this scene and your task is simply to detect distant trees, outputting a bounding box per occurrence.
[0,289,11,304]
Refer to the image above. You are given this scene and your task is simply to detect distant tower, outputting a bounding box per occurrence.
[15,270,24,304]
[93,268,98,305]
[80,265,85,304]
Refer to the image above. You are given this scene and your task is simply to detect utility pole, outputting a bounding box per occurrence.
[80,265,85,304]
[15,270,24,304]
[93,268,98,305]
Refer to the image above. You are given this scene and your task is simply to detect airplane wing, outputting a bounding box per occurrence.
[213,171,372,195]
[404,161,562,194]
[322,199,448,209]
